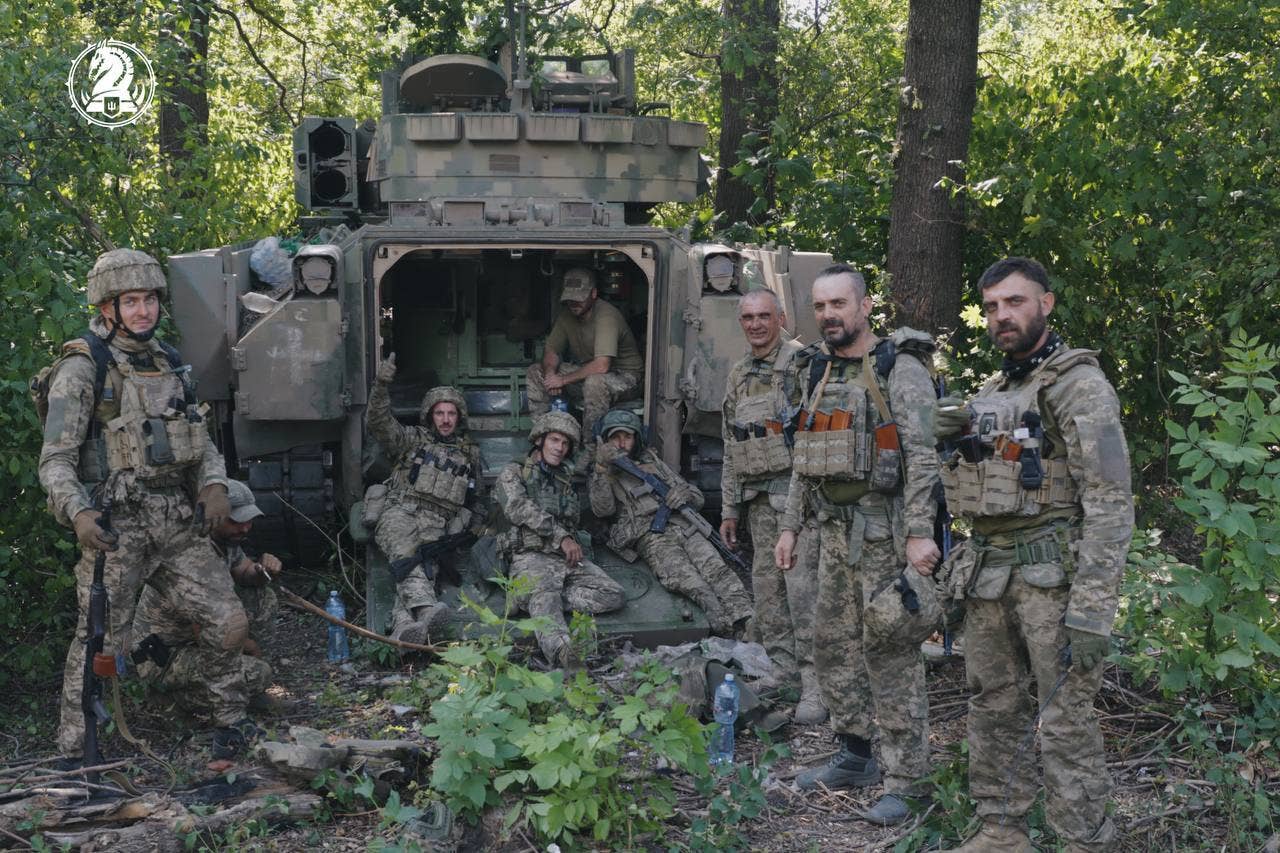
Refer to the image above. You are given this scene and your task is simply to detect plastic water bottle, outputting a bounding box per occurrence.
[550,396,570,413]
[709,673,740,767]
[325,590,350,663]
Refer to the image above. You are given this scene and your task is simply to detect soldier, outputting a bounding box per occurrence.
[718,290,825,723]
[774,264,941,824]
[934,257,1132,853]
[368,354,486,645]
[493,411,625,669]
[526,266,644,436]
[39,248,256,762]
[589,409,753,636]
[131,480,280,708]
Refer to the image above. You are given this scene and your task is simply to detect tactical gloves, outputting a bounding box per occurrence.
[196,484,231,534]
[1065,627,1109,671]
[594,439,624,472]
[664,482,698,510]
[376,352,397,384]
[933,396,972,439]
[73,509,119,552]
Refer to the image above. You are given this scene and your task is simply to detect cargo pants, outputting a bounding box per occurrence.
[508,551,625,664]
[526,362,640,438]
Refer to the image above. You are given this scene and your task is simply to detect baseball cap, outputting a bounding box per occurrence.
[227,480,265,523]
[559,267,595,303]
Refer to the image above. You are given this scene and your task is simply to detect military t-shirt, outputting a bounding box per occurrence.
[545,299,643,375]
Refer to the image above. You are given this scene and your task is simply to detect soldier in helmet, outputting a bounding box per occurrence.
[526,267,644,436]
[588,408,753,636]
[39,248,257,762]
[131,480,281,709]
[493,411,625,669]
[934,257,1133,853]
[367,354,486,645]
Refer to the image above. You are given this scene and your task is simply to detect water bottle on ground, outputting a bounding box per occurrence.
[325,590,350,663]
[709,673,740,768]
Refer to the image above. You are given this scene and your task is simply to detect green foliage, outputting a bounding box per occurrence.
[1119,331,1280,699]
[685,735,786,852]
[416,588,708,846]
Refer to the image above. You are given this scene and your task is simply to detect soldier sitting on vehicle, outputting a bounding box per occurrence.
[493,411,626,670]
[588,409,753,637]
[367,354,486,645]
[131,480,281,710]
[526,266,644,436]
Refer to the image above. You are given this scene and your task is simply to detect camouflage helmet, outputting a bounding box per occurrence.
[529,410,581,447]
[863,569,943,649]
[87,248,167,305]
[419,385,469,432]
[599,408,642,442]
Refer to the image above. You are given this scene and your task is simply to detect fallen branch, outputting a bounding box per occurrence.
[278,586,442,655]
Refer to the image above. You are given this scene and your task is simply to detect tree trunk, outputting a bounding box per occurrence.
[716,0,779,228]
[158,2,210,168]
[886,0,982,334]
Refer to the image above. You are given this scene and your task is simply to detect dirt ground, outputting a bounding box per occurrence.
[2,570,1274,852]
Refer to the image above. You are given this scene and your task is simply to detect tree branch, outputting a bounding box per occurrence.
[209,2,291,123]
[243,0,309,123]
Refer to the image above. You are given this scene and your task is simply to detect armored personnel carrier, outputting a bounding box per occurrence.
[167,39,833,641]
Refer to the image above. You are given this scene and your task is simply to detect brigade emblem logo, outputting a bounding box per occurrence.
[67,40,156,128]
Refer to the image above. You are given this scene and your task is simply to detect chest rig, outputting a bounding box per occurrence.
[940,348,1095,520]
[524,457,579,523]
[395,434,475,513]
[80,337,207,485]
[725,342,798,481]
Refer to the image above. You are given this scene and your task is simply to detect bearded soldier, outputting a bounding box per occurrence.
[39,248,256,762]
[719,289,824,724]
[367,354,486,645]
[131,480,279,709]
[934,257,1133,853]
[774,264,941,825]
[493,411,625,669]
[589,409,753,637]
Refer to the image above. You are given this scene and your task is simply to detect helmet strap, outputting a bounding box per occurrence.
[107,294,159,342]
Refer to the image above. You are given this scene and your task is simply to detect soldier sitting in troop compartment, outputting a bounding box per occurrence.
[131,480,282,712]
[526,266,644,437]
[367,353,487,646]
[933,257,1133,853]
[38,248,259,762]
[773,264,941,825]
[493,411,626,670]
[588,408,754,637]
[719,288,826,725]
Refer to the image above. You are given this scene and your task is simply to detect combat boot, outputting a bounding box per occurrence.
[948,819,1032,853]
[392,603,455,646]
[792,668,828,726]
[795,744,880,791]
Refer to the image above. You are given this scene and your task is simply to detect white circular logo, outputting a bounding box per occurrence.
[67,40,156,128]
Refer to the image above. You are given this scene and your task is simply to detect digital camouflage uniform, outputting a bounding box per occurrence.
[526,271,644,435]
[781,328,939,795]
[493,417,625,666]
[132,540,275,703]
[721,338,820,698]
[367,382,485,641]
[938,342,1132,851]
[589,446,753,635]
[41,255,245,755]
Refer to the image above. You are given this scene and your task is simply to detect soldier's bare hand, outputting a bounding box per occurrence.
[595,438,623,468]
[906,536,941,576]
[720,518,738,549]
[73,509,119,552]
[376,352,397,384]
[544,372,566,393]
[774,529,797,571]
[260,553,283,575]
[560,536,583,566]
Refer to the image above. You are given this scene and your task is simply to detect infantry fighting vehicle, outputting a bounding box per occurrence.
[168,36,832,640]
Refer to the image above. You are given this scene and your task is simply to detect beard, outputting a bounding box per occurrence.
[989,309,1047,354]
[822,321,861,350]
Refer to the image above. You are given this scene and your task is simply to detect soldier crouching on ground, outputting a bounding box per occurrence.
[774,264,940,825]
[719,289,826,724]
[526,266,644,437]
[131,480,281,712]
[589,408,754,637]
[493,412,625,670]
[39,248,258,762]
[367,353,486,645]
[934,257,1133,853]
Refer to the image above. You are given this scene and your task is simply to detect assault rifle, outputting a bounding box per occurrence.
[609,456,748,572]
[389,531,478,583]
[83,497,116,779]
